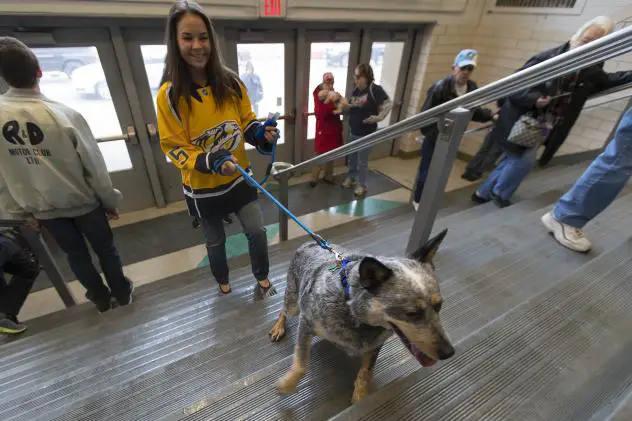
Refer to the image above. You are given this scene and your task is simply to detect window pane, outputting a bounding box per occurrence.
[307,42,350,140]
[34,46,132,172]
[370,42,404,129]
[237,43,285,150]
[140,44,168,113]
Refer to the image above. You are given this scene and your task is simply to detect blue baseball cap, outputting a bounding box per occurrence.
[454,49,478,68]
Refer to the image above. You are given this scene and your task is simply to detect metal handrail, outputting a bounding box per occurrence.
[461,80,632,136]
[276,25,632,177]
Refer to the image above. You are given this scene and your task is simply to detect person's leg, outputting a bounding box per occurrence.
[463,129,496,180]
[323,161,335,183]
[2,244,39,320]
[75,207,133,306]
[235,200,270,287]
[0,236,30,334]
[354,147,372,196]
[41,217,112,311]
[476,155,509,200]
[543,109,632,252]
[310,165,321,187]
[490,147,537,205]
[200,215,231,293]
[344,133,361,188]
[413,136,437,204]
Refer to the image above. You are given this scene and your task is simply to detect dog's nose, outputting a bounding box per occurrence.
[437,343,455,360]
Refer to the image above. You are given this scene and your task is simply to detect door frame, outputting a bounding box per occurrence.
[298,29,362,171]
[4,27,160,212]
[222,27,297,177]
[359,29,416,160]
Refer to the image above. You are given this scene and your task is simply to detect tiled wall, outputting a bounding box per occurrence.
[400,0,632,157]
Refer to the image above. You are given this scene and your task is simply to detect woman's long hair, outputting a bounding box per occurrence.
[161,0,241,111]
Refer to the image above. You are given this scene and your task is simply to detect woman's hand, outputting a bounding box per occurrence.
[536,96,551,108]
[263,126,280,143]
[220,156,238,176]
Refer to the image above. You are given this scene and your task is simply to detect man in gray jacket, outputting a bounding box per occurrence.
[0,37,133,313]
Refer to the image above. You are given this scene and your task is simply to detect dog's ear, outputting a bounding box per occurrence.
[358,257,393,292]
[409,228,448,265]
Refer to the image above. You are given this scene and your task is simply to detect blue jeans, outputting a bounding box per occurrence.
[477,147,538,201]
[414,133,437,202]
[347,132,372,188]
[41,206,131,304]
[553,108,632,228]
[201,199,269,285]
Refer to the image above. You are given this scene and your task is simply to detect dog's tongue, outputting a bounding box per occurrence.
[390,323,437,367]
[411,344,437,367]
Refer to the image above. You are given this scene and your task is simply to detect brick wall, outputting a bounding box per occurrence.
[399,0,632,157]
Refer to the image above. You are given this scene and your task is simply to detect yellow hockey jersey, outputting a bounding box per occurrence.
[156,80,269,217]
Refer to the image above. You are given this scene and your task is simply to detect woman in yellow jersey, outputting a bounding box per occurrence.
[157,1,279,295]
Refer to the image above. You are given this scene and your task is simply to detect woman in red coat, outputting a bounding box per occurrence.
[310,72,345,187]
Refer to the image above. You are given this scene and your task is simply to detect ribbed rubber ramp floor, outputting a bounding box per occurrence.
[2,162,632,421]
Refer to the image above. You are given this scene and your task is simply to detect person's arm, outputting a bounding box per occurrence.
[157,85,230,175]
[67,111,123,212]
[591,67,632,94]
[237,79,277,155]
[363,85,392,124]
[508,49,555,108]
[472,105,495,122]
[0,171,28,218]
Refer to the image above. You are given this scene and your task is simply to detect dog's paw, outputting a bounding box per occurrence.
[268,321,286,342]
[276,374,299,395]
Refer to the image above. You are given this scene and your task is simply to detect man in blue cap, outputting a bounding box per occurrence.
[412,49,496,210]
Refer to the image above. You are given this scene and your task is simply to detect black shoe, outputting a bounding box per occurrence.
[471,192,490,204]
[461,172,481,182]
[223,216,233,224]
[490,192,512,208]
[85,291,112,313]
[116,279,135,307]
[0,313,27,334]
[309,180,318,188]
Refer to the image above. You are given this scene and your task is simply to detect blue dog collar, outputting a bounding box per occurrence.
[340,258,352,300]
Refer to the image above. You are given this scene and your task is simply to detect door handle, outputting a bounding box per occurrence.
[126,126,138,145]
[146,122,158,141]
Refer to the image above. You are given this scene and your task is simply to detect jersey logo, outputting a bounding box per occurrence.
[3,120,44,146]
[191,121,242,153]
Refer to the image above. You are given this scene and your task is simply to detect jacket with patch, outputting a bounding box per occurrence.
[0,89,121,220]
[156,79,272,218]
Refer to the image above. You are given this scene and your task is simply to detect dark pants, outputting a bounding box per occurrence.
[463,129,504,179]
[41,207,131,304]
[0,234,39,318]
[413,133,437,203]
[201,200,269,285]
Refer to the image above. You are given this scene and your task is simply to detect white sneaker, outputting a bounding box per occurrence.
[412,201,419,211]
[541,211,592,253]
[342,177,355,189]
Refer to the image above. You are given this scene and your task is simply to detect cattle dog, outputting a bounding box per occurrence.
[268,229,454,403]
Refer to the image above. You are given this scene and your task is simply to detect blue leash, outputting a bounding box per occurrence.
[233,163,340,257]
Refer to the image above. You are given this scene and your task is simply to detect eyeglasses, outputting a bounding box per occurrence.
[460,65,474,72]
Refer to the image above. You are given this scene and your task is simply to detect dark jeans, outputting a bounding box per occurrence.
[0,234,39,318]
[41,207,131,303]
[413,133,437,203]
[464,129,504,179]
[201,200,269,285]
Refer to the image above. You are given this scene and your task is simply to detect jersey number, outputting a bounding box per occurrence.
[169,147,189,165]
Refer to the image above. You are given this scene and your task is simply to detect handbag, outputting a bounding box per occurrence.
[507,114,552,148]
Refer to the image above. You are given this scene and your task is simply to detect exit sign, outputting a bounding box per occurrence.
[260,0,285,18]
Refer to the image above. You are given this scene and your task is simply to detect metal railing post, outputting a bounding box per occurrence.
[278,173,290,242]
[406,107,474,255]
[17,226,77,308]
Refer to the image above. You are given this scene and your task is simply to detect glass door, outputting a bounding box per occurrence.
[223,29,296,177]
[360,30,415,160]
[1,29,158,212]
[299,29,361,165]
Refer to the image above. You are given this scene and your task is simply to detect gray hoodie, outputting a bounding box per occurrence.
[0,89,122,220]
